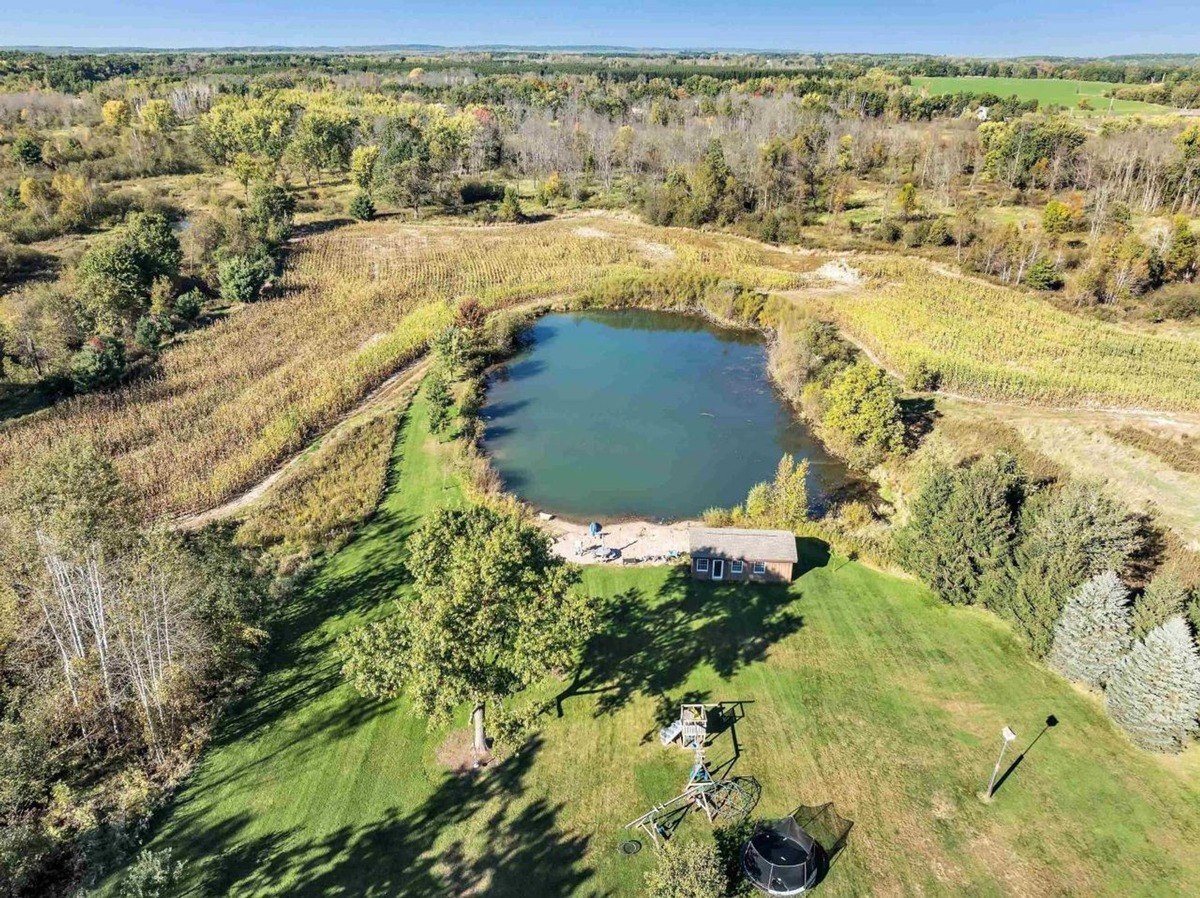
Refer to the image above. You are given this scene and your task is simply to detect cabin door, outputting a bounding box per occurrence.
[711,559,725,581]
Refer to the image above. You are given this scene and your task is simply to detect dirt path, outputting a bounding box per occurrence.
[173,295,564,531]
[174,358,431,531]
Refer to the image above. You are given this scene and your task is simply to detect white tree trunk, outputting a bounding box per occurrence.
[472,701,487,755]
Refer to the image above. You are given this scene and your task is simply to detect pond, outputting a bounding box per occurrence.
[481,309,851,522]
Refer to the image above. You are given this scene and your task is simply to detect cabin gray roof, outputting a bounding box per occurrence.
[687,527,799,563]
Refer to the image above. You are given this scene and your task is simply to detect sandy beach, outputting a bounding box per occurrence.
[540,515,697,565]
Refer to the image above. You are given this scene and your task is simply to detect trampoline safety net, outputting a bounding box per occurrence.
[741,804,853,896]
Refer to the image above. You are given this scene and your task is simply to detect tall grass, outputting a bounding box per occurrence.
[237,411,401,565]
[808,258,1200,412]
[0,219,810,518]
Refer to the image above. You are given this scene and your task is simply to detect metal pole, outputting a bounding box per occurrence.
[987,726,1017,798]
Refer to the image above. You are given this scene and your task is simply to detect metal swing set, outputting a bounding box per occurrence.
[625,703,756,848]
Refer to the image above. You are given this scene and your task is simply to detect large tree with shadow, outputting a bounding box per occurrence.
[339,505,598,754]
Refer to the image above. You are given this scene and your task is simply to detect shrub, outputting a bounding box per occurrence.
[70,335,126,392]
[821,361,905,469]
[905,359,941,392]
[925,217,952,246]
[1105,616,1200,753]
[349,191,376,221]
[118,847,185,898]
[1148,283,1200,321]
[540,171,566,205]
[217,251,274,303]
[872,219,902,243]
[644,839,726,898]
[1047,571,1132,689]
[459,180,504,204]
[902,221,927,248]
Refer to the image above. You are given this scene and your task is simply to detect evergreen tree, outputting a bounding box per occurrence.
[425,366,453,434]
[893,453,1023,606]
[1048,571,1132,689]
[1003,480,1141,656]
[1106,616,1200,753]
[348,190,376,221]
[1131,571,1191,639]
[496,186,525,223]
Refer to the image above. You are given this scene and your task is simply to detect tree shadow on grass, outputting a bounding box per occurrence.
[900,396,939,451]
[210,500,420,753]
[165,737,602,898]
[555,560,807,721]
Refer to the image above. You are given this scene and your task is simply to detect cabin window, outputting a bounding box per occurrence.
[730,561,744,574]
[695,557,709,573]
[752,562,767,575]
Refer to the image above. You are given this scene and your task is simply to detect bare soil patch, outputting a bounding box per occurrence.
[436,728,493,774]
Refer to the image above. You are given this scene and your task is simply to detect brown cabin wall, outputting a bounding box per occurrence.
[690,556,794,583]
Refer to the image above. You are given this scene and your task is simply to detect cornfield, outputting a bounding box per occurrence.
[0,218,807,518]
[6,216,1193,521]
[808,258,1200,412]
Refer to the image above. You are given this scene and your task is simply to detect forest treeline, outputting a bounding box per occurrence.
[5,58,1200,388]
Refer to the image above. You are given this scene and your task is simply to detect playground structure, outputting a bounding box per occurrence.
[625,703,758,848]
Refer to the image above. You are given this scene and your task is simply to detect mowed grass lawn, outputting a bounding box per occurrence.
[116,389,1200,896]
[911,75,1174,115]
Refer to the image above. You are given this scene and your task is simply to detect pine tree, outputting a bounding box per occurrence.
[1131,572,1190,639]
[1047,571,1131,689]
[1105,616,1200,753]
[425,366,453,434]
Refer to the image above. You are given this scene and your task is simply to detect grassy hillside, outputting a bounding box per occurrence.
[910,75,1174,115]
[111,387,1200,897]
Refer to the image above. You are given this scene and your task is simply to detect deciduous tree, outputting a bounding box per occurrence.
[821,361,905,469]
[339,505,595,754]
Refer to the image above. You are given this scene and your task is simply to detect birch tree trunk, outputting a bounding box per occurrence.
[472,701,487,756]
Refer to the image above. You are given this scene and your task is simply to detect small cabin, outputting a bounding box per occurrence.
[687,527,798,583]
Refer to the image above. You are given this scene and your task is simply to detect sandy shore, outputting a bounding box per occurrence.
[540,515,697,565]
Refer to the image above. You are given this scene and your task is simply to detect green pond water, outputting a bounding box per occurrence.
[481,310,851,522]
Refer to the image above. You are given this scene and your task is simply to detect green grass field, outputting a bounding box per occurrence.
[910,76,1175,115]
[112,388,1200,896]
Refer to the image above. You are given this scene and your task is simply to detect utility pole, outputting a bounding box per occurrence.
[986,726,1018,799]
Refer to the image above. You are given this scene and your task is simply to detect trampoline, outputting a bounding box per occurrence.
[741,818,823,896]
[741,805,852,896]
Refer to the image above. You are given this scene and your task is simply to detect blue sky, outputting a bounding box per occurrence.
[4,0,1200,57]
